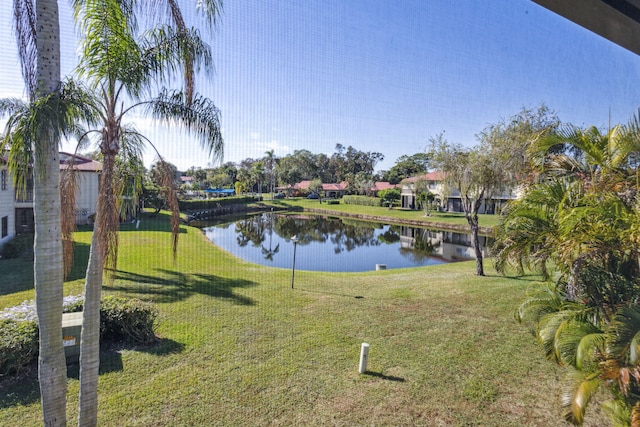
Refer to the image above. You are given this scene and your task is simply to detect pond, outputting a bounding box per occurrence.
[202,213,492,272]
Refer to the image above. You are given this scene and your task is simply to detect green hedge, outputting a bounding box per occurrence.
[0,319,38,376]
[179,196,257,211]
[0,234,33,259]
[100,296,157,345]
[0,297,158,377]
[342,195,381,207]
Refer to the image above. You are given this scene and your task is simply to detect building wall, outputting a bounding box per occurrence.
[74,171,100,224]
[0,166,16,248]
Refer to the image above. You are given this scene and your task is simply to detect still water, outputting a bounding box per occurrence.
[202,213,491,272]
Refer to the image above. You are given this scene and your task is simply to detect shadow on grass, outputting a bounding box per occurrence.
[66,349,124,380]
[65,241,91,282]
[0,368,40,408]
[106,269,256,305]
[300,288,367,299]
[139,337,185,356]
[363,371,405,382]
[1,352,124,409]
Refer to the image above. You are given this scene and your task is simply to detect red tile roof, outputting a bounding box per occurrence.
[401,172,444,183]
[59,152,102,172]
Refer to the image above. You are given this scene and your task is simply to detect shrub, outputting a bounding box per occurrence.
[342,195,381,207]
[326,199,340,205]
[0,295,158,377]
[178,196,256,211]
[100,296,158,345]
[0,234,33,259]
[0,319,38,376]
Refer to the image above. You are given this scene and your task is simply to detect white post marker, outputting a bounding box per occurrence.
[359,342,370,374]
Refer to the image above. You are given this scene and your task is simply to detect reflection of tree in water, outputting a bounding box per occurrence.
[378,226,401,244]
[271,214,380,254]
[234,214,267,247]
[260,213,279,261]
[400,227,442,263]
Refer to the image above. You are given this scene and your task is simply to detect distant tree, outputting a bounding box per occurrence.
[207,162,237,188]
[235,168,251,195]
[331,144,384,182]
[353,171,375,195]
[309,178,323,202]
[234,180,248,195]
[276,151,317,189]
[383,153,430,184]
[263,150,277,198]
[477,104,559,187]
[186,166,205,181]
[149,161,179,189]
[415,180,436,216]
[429,134,508,276]
[378,188,400,208]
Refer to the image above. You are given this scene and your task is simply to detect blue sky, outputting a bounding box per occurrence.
[2,0,640,172]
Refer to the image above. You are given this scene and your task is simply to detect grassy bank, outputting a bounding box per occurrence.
[264,197,502,230]
[0,211,603,426]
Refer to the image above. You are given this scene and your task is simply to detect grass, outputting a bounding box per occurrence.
[264,197,502,229]
[0,210,606,426]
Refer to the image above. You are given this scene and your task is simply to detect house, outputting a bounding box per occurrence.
[278,180,395,198]
[59,152,102,225]
[400,172,445,209]
[400,171,519,214]
[1,152,101,250]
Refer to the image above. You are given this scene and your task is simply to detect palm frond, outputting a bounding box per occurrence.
[561,371,601,426]
[12,0,37,99]
[609,307,640,366]
[147,89,223,162]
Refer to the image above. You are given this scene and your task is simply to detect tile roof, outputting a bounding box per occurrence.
[59,152,102,172]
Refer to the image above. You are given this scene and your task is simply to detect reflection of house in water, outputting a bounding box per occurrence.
[399,226,491,262]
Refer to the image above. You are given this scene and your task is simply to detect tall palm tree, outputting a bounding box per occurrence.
[71,1,223,424]
[8,1,67,424]
[264,149,277,199]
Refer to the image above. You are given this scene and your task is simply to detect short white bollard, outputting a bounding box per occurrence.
[359,342,370,374]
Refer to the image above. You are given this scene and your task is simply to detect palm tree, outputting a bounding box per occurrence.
[263,149,277,199]
[71,1,223,424]
[493,177,581,280]
[502,115,640,425]
[7,1,67,424]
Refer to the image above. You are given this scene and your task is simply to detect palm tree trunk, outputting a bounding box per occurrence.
[77,228,103,427]
[34,1,67,425]
[78,150,116,427]
[34,148,68,427]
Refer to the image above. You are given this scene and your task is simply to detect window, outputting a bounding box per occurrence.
[1,216,7,238]
[1,169,6,191]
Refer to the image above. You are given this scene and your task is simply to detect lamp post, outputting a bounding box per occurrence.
[290,235,299,289]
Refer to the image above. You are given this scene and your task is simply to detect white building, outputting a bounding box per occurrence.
[400,171,520,214]
[0,156,15,247]
[0,152,101,250]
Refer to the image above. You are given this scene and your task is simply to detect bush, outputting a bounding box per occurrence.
[0,296,158,378]
[326,199,340,205]
[178,196,256,211]
[342,195,382,207]
[0,234,33,259]
[100,296,158,345]
[0,319,38,376]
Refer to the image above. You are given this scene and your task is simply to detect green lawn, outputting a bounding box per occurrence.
[0,211,605,426]
[265,197,502,229]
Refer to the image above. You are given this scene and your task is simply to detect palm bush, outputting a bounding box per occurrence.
[497,113,640,426]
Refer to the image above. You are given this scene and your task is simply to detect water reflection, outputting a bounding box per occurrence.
[202,213,490,272]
